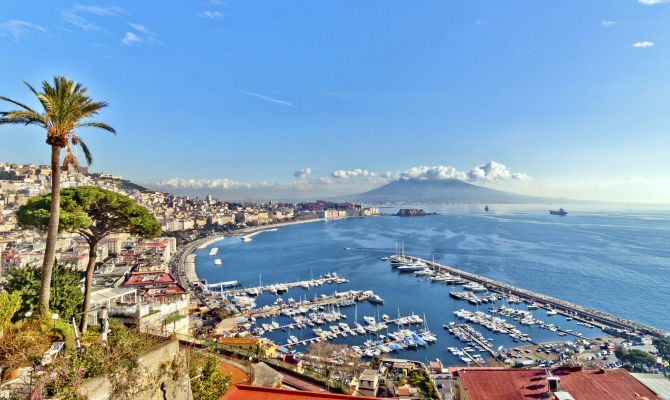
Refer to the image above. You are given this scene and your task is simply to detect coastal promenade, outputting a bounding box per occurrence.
[169,234,225,295]
[409,256,667,338]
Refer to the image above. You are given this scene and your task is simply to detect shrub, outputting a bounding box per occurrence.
[6,264,83,321]
[0,291,21,329]
[189,353,232,400]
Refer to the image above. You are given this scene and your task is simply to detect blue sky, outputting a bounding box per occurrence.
[1,1,669,201]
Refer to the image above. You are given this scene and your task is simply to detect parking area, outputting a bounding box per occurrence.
[431,373,454,400]
[513,336,658,369]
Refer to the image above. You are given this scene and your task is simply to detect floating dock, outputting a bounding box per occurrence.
[224,276,348,296]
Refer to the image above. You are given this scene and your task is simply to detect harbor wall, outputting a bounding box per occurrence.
[410,256,666,338]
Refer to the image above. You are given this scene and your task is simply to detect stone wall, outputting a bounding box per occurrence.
[77,340,192,400]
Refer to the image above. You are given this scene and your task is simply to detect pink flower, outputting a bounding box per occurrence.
[31,391,39,399]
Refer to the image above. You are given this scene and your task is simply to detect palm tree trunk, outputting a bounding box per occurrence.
[39,145,62,316]
[80,240,98,333]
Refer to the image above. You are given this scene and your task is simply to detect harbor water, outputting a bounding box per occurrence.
[195,203,670,364]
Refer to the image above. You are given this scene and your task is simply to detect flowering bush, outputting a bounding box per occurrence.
[31,361,86,400]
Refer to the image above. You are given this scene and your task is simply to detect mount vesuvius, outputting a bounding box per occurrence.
[340,178,554,204]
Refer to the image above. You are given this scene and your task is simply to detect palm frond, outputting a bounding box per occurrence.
[0,96,40,114]
[77,121,116,134]
[77,137,93,165]
[0,110,45,126]
[23,80,50,112]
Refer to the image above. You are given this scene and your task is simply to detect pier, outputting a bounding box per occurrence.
[241,293,360,319]
[407,255,665,338]
[223,276,347,296]
[452,325,497,360]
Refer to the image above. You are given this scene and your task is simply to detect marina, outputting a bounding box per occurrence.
[198,255,616,364]
[403,255,664,338]
[191,209,669,365]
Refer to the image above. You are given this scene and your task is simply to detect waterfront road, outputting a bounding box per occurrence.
[168,234,226,306]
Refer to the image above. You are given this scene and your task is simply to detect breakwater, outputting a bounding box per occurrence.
[409,256,666,338]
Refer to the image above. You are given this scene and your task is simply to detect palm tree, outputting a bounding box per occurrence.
[0,76,115,316]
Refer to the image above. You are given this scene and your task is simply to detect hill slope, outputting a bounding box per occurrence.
[343,178,551,204]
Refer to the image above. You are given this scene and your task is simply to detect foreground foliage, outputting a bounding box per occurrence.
[189,354,231,400]
[0,292,22,331]
[2,321,155,399]
[0,76,115,316]
[6,265,83,322]
[18,186,161,333]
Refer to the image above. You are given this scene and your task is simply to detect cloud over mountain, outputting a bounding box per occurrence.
[148,161,529,200]
[331,169,377,179]
[399,161,528,183]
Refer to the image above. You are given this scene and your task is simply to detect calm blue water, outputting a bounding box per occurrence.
[195,204,670,364]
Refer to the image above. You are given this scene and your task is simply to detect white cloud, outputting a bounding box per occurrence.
[73,4,124,16]
[638,0,670,4]
[601,20,615,27]
[122,23,161,46]
[400,165,466,181]
[398,161,528,183]
[294,168,312,179]
[62,5,124,31]
[121,31,141,46]
[633,41,654,48]
[128,22,153,36]
[155,177,252,190]
[237,89,294,107]
[149,161,531,200]
[331,169,378,179]
[467,161,529,182]
[198,11,224,19]
[0,20,46,41]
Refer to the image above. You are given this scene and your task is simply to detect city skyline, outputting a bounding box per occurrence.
[1,1,669,202]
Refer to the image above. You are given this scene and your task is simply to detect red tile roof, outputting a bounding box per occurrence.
[138,283,186,297]
[124,272,176,286]
[455,367,662,400]
[220,385,382,400]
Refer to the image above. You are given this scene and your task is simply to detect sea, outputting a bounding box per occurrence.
[195,203,670,365]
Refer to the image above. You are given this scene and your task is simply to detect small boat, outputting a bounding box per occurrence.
[368,295,384,305]
[484,205,489,212]
[549,208,568,216]
[213,259,222,265]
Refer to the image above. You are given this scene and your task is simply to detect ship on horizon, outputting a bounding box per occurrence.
[549,208,568,216]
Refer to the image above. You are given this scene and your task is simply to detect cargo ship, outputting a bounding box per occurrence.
[549,208,568,216]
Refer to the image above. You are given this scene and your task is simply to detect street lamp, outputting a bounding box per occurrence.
[52,313,59,328]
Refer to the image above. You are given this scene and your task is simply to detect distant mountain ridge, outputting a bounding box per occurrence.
[341,178,554,204]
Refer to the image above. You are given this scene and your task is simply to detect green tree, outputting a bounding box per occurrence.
[0,76,115,317]
[0,291,22,331]
[6,265,83,321]
[652,337,670,361]
[614,346,626,361]
[17,186,161,332]
[625,349,657,368]
[189,354,231,400]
